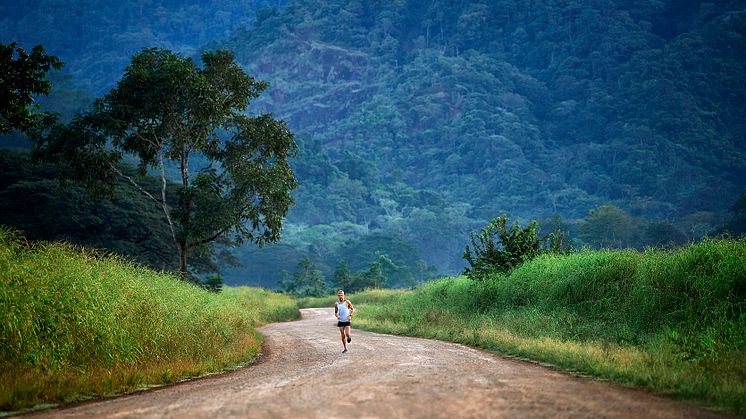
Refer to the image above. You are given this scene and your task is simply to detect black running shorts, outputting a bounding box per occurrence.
[337,321,351,327]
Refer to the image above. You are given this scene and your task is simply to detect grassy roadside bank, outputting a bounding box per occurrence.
[0,228,298,413]
[304,239,746,415]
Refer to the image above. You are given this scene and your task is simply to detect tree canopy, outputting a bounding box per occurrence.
[279,257,329,296]
[34,48,298,278]
[0,42,62,133]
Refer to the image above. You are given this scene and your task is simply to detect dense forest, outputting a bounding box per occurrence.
[1,0,745,287]
[221,0,746,282]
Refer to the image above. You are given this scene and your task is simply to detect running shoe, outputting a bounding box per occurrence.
[342,348,348,353]
[347,336,351,343]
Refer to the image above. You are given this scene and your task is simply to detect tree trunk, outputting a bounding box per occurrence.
[157,149,185,280]
[178,243,189,280]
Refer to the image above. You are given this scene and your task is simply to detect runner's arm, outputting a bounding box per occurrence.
[334,303,339,318]
[347,300,355,314]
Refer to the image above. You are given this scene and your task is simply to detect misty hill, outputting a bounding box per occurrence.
[1,0,745,285]
[212,0,746,279]
[222,0,745,219]
[0,0,285,95]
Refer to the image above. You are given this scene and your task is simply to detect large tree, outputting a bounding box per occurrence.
[0,42,62,133]
[579,204,638,249]
[279,257,329,297]
[34,48,298,279]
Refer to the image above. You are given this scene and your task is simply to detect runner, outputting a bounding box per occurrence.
[334,289,355,353]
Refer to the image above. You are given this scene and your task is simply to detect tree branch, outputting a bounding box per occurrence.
[188,227,231,249]
[134,130,159,150]
[108,162,162,205]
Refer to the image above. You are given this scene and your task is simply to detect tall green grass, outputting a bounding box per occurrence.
[346,239,746,414]
[0,227,298,412]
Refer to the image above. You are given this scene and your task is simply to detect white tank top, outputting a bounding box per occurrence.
[337,300,351,322]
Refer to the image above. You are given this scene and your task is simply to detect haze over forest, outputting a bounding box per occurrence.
[1,0,745,287]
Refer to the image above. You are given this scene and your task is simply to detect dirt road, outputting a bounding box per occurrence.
[32,308,726,418]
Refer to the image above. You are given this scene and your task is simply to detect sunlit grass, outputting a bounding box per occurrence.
[344,239,746,415]
[0,227,298,412]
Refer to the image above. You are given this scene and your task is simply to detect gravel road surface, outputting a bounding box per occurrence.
[30,308,727,418]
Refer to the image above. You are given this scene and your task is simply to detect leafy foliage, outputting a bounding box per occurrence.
[3,0,745,285]
[463,216,545,280]
[278,257,329,296]
[203,274,225,293]
[329,252,421,292]
[579,204,638,249]
[215,0,746,280]
[0,42,62,133]
[718,188,746,237]
[0,0,287,95]
[221,0,745,221]
[332,260,355,292]
[579,204,689,249]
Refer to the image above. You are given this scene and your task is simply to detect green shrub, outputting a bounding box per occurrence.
[203,274,224,293]
[463,216,544,279]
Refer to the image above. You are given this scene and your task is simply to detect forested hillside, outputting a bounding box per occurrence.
[215,0,746,279]
[227,0,746,219]
[1,0,745,286]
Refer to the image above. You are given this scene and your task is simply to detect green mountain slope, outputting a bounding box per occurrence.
[207,0,746,279]
[2,0,744,284]
[222,0,745,220]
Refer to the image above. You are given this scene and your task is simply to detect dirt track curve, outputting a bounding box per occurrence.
[30,308,727,418]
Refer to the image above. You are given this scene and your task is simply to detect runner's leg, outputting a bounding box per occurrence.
[339,327,347,349]
[345,325,351,343]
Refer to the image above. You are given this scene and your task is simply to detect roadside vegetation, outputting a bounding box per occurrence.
[0,227,298,413]
[296,294,339,308]
[340,238,746,415]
